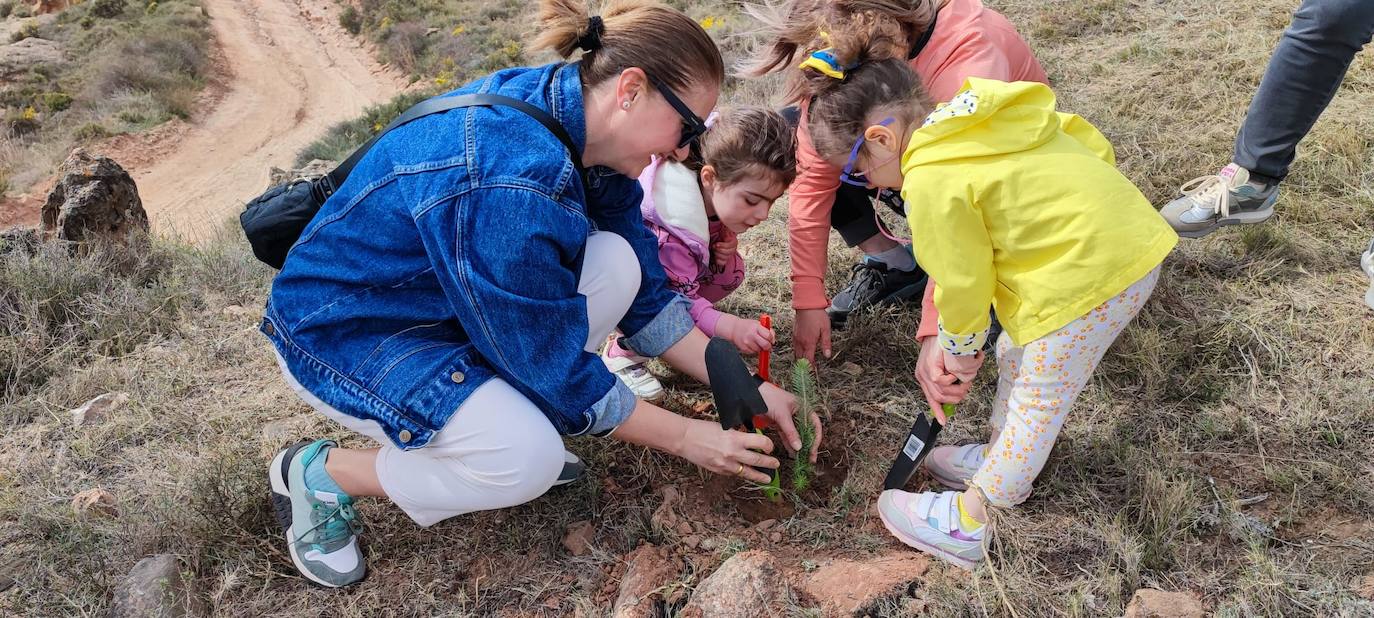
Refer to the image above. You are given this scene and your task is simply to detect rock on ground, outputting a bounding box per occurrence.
[799,553,929,615]
[109,554,204,617]
[71,488,118,518]
[69,392,130,426]
[1124,588,1205,618]
[41,149,148,250]
[611,544,679,618]
[562,520,595,556]
[679,550,784,618]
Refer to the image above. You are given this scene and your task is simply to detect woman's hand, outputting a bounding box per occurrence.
[792,308,832,363]
[915,336,974,424]
[757,382,822,462]
[674,418,779,484]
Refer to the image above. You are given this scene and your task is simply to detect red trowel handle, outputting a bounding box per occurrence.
[753,314,774,430]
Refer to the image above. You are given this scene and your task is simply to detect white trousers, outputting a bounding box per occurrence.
[276,232,639,526]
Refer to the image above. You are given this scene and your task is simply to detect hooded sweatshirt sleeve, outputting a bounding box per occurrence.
[787,103,842,311]
[904,178,994,356]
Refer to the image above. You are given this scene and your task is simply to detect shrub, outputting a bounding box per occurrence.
[11,20,41,42]
[0,1,14,19]
[339,5,362,35]
[380,21,428,75]
[90,0,126,18]
[73,122,111,141]
[40,92,72,112]
[5,106,41,136]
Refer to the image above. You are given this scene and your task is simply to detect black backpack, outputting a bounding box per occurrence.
[239,94,582,269]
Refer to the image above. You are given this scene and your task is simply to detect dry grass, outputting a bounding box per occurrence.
[1,0,1372,615]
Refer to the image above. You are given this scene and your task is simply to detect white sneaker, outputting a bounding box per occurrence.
[924,443,987,490]
[602,353,666,402]
[1361,237,1374,311]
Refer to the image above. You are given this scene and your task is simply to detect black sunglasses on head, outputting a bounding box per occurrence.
[647,74,708,149]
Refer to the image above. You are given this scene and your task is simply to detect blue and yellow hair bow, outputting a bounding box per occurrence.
[799,48,857,80]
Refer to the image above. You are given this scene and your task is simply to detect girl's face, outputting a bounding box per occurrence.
[606,69,718,178]
[702,166,785,234]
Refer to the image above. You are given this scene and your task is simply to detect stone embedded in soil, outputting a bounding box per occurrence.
[1123,588,1204,618]
[41,149,149,250]
[71,488,118,518]
[768,532,782,543]
[109,554,204,617]
[70,392,130,426]
[679,550,784,618]
[674,522,694,537]
[683,536,702,549]
[651,485,682,532]
[753,519,777,531]
[611,544,679,618]
[691,400,713,414]
[841,361,863,376]
[562,520,595,556]
[799,553,930,616]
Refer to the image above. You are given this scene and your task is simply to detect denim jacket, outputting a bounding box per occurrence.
[262,62,694,448]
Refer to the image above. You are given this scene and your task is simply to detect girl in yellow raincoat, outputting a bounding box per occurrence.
[797,32,1177,568]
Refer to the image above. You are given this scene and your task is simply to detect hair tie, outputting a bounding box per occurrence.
[576,16,604,52]
[799,49,856,80]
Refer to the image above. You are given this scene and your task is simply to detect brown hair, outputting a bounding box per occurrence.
[741,0,940,103]
[693,106,798,188]
[802,56,931,160]
[532,0,725,93]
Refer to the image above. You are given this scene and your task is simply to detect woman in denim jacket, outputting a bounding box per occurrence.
[261,0,818,588]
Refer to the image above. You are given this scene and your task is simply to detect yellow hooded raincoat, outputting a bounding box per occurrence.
[901,78,1177,348]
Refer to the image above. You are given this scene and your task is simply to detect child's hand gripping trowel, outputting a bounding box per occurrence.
[882,402,956,491]
[705,337,777,481]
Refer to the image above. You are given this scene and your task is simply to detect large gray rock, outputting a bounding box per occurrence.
[0,37,63,84]
[679,550,784,618]
[109,554,204,617]
[41,149,148,250]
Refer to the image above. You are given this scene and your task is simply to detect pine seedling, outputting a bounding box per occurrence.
[791,359,817,492]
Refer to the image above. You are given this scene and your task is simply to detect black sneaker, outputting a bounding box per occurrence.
[827,259,927,327]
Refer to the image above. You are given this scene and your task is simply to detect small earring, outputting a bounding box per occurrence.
[621,101,630,110]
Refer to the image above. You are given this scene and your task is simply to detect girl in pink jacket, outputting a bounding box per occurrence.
[602,107,797,400]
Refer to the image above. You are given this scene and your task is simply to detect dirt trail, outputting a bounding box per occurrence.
[126,0,404,239]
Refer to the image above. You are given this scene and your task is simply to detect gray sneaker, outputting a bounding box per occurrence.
[269,440,366,588]
[1159,164,1279,238]
[555,450,585,486]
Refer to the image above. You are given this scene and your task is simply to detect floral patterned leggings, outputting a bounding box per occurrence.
[970,267,1161,508]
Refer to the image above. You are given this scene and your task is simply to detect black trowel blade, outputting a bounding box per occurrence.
[704,337,767,430]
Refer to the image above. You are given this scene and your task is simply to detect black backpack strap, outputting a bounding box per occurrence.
[322,93,583,197]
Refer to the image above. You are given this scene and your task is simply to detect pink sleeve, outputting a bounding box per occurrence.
[656,230,724,336]
[689,297,724,338]
[788,104,841,310]
[916,278,939,341]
